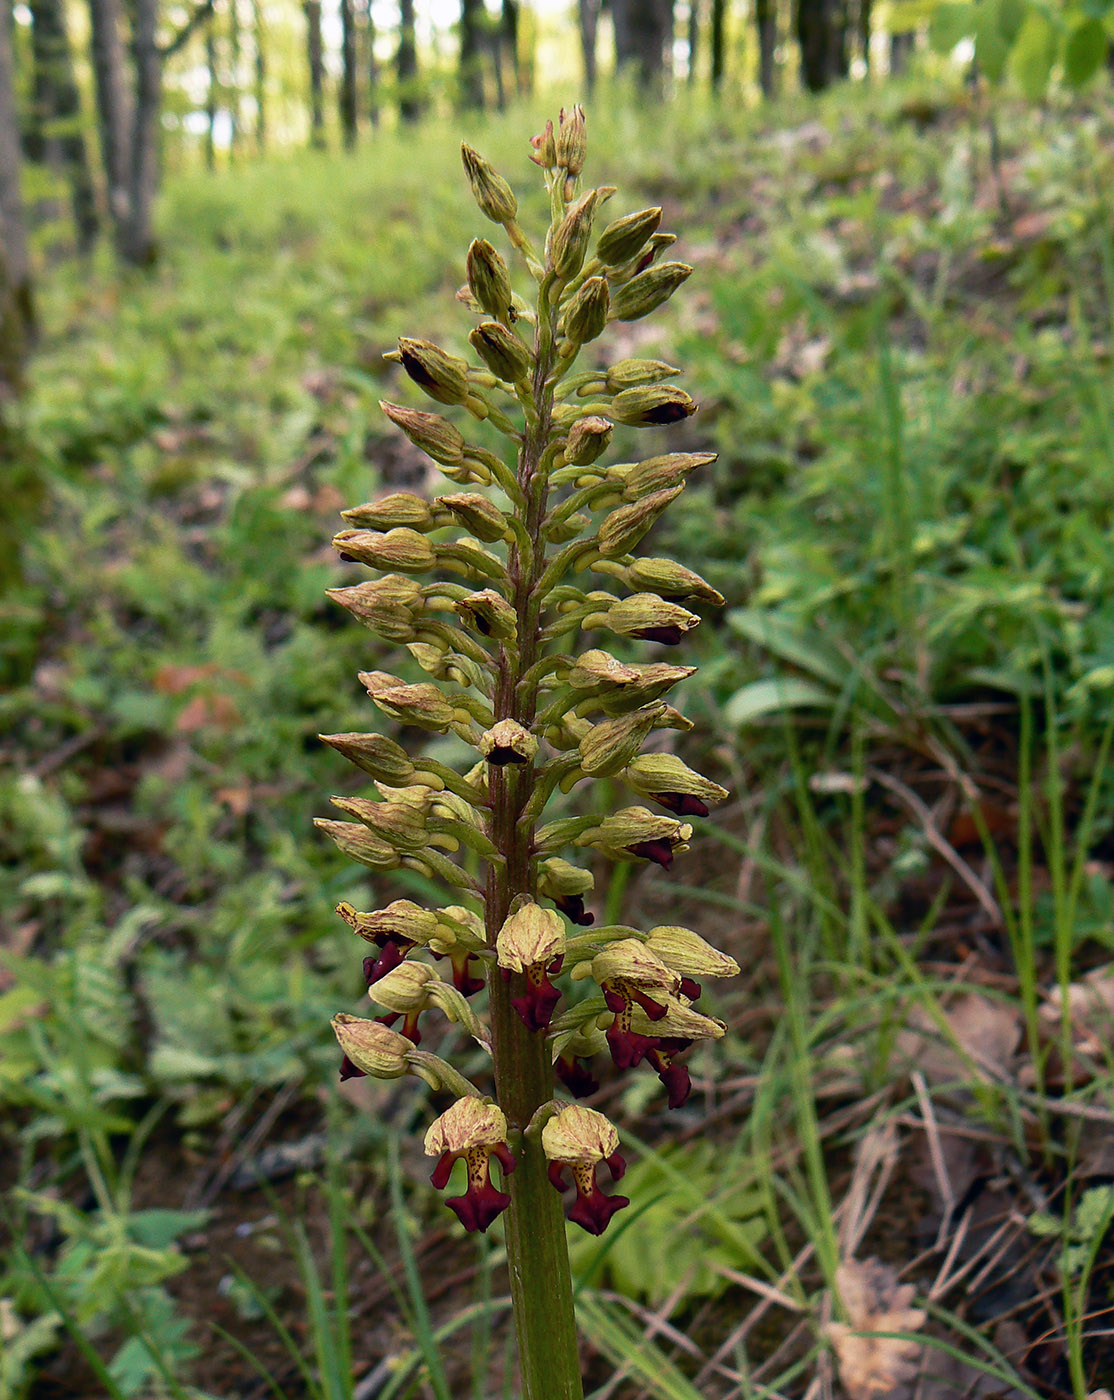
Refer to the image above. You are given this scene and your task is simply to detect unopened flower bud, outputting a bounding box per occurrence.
[380,400,466,467]
[609,451,716,500]
[565,415,613,466]
[396,337,471,406]
[610,262,693,322]
[596,206,662,265]
[369,961,441,1041]
[460,143,518,224]
[645,925,740,979]
[330,794,430,852]
[332,1012,414,1078]
[455,588,518,641]
[436,492,509,543]
[530,118,556,169]
[602,358,680,392]
[555,104,586,176]
[333,528,437,573]
[341,492,436,531]
[426,1096,515,1234]
[466,239,514,321]
[359,671,459,731]
[596,487,684,558]
[623,558,724,605]
[315,818,401,870]
[609,386,697,427]
[578,704,665,777]
[550,190,597,280]
[562,276,609,346]
[469,322,531,383]
[542,1105,628,1236]
[326,575,422,642]
[565,651,694,709]
[596,594,701,646]
[318,731,417,785]
[480,719,538,766]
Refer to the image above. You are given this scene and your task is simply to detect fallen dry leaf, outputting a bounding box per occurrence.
[891,994,1020,1087]
[1039,965,1114,1058]
[827,1258,925,1399]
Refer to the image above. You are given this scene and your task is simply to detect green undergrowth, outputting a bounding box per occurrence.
[3,78,1114,1398]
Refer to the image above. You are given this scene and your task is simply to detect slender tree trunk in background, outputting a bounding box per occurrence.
[796,0,829,89]
[252,0,265,151]
[228,0,240,156]
[120,0,160,264]
[363,0,379,126]
[459,0,484,107]
[339,0,357,147]
[858,0,871,72]
[828,0,849,77]
[687,0,698,80]
[501,0,520,95]
[491,28,506,107]
[397,0,420,123]
[756,0,777,94]
[87,0,132,237]
[305,0,325,147]
[578,0,600,92]
[0,0,34,368]
[710,0,725,85]
[205,16,217,168]
[889,27,913,71]
[612,0,673,90]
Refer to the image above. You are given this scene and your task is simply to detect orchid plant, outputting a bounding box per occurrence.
[319,107,738,1399]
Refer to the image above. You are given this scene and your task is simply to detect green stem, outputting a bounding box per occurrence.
[484,233,584,1400]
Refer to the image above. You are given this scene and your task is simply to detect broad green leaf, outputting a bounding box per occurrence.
[726,608,849,689]
[930,1,977,49]
[127,1209,211,1250]
[723,677,834,727]
[975,0,1012,76]
[1009,9,1058,98]
[1064,16,1108,83]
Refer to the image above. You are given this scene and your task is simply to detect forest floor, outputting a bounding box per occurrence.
[4,79,1114,1400]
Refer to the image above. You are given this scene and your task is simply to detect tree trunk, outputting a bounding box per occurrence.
[687,0,699,80]
[796,0,829,90]
[459,0,484,107]
[0,0,33,374]
[578,0,600,92]
[29,0,99,250]
[501,0,520,94]
[205,14,217,168]
[339,0,357,147]
[252,0,265,151]
[756,0,777,94]
[889,28,913,72]
[710,0,725,85]
[228,0,240,155]
[119,0,160,265]
[304,0,325,147]
[857,0,871,72]
[612,0,674,90]
[87,0,132,237]
[363,0,379,126]
[397,0,420,122]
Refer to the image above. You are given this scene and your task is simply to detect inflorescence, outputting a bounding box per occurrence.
[321,106,738,1238]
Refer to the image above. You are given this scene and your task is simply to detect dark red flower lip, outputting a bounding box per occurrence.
[651,791,709,818]
[486,746,528,765]
[631,625,684,646]
[625,838,676,867]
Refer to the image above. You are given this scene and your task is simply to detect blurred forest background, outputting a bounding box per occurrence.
[5,0,1114,1390]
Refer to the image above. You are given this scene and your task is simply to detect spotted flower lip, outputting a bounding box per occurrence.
[425,1097,515,1233]
[542,1105,629,1235]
